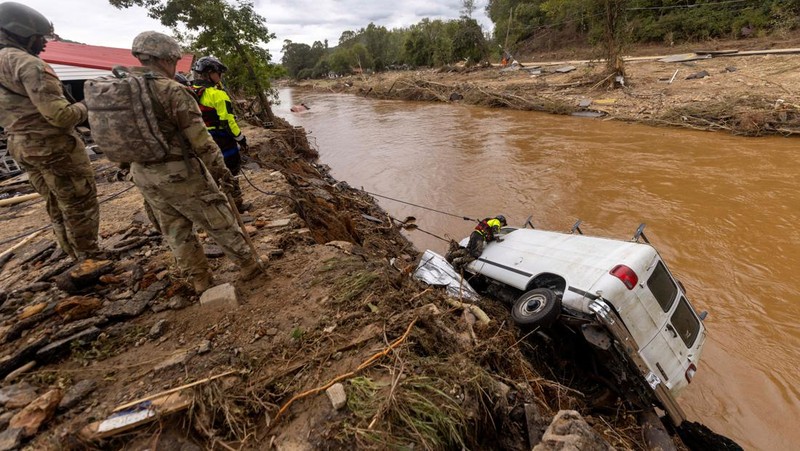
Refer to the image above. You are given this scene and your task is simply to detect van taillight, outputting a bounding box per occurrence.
[685,363,697,383]
[610,264,638,290]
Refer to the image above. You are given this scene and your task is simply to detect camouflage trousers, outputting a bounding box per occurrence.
[130,157,254,279]
[8,132,100,259]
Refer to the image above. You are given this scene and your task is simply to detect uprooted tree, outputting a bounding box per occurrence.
[109,0,279,123]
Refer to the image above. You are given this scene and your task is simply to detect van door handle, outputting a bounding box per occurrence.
[666,324,678,338]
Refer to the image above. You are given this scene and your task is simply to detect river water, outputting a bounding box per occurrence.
[274,88,800,450]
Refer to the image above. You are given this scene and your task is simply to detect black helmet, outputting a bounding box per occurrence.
[496,215,507,226]
[193,56,227,74]
[174,73,190,86]
[0,2,53,38]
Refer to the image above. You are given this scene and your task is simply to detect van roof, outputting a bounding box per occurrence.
[475,228,656,291]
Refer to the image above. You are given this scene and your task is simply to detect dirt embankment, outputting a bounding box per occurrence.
[0,118,691,450]
[293,41,800,137]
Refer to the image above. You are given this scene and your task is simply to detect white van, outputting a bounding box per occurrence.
[460,224,707,426]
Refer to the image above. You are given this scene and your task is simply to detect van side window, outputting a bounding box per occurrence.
[647,261,678,312]
[671,296,700,347]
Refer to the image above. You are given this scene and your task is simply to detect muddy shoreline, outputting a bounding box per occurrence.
[290,47,800,137]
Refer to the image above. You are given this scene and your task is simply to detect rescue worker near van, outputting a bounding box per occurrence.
[466,215,507,257]
[191,56,250,212]
[127,31,263,293]
[0,2,100,260]
[446,215,508,270]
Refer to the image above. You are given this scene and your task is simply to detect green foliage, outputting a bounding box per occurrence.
[108,0,279,97]
[281,17,488,78]
[488,0,800,52]
[281,40,314,77]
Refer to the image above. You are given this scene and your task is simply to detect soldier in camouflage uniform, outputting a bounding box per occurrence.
[125,31,263,292]
[0,2,100,259]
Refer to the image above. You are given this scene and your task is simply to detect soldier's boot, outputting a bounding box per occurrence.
[236,200,253,213]
[239,258,266,282]
[192,272,214,294]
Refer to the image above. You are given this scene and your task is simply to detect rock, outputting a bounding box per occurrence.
[3,361,36,382]
[449,92,464,101]
[265,328,278,337]
[9,389,62,437]
[17,303,46,320]
[0,383,38,409]
[265,218,292,228]
[68,259,114,285]
[240,214,255,223]
[149,319,167,339]
[21,282,50,293]
[153,350,193,372]
[196,340,212,354]
[203,245,224,258]
[100,280,168,319]
[106,290,132,301]
[52,316,107,341]
[99,274,123,284]
[36,327,101,362]
[58,380,97,411]
[0,428,22,451]
[326,383,347,410]
[167,296,190,310]
[525,403,549,448]
[0,411,13,429]
[533,410,614,451]
[0,335,50,380]
[199,283,239,309]
[55,296,102,322]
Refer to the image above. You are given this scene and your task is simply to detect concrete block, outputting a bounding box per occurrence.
[326,383,347,410]
[199,283,239,309]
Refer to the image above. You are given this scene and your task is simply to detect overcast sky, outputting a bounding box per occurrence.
[25,0,494,62]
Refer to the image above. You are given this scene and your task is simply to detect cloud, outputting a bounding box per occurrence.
[22,0,493,60]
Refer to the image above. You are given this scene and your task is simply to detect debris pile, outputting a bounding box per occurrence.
[0,121,663,449]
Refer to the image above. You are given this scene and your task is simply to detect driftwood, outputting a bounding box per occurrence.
[0,230,43,261]
[0,193,40,207]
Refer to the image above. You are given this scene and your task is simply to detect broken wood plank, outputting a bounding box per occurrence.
[0,193,39,207]
[80,391,192,440]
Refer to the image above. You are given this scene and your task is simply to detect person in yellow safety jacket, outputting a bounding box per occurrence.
[466,215,507,258]
[191,55,250,212]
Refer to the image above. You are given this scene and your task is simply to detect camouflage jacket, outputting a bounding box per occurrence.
[129,66,228,179]
[0,33,87,137]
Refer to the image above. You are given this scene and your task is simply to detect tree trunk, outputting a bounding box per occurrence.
[231,39,276,124]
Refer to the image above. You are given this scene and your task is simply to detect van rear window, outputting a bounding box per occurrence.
[647,261,678,312]
[671,297,700,347]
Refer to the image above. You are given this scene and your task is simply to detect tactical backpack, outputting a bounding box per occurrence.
[84,66,169,163]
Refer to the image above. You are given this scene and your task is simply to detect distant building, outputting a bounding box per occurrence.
[39,40,194,100]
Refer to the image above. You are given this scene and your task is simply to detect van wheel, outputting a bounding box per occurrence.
[511,288,561,328]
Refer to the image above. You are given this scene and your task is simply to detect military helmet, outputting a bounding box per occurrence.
[193,56,227,74]
[0,2,53,38]
[131,31,182,61]
[496,215,507,226]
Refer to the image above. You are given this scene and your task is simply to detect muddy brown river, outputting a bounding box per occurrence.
[275,88,800,450]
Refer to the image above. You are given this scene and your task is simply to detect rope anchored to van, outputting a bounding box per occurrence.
[360,189,479,223]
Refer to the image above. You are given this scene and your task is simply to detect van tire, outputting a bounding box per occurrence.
[511,288,561,328]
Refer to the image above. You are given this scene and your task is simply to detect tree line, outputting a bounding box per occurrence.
[107,1,800,87]
[284,0,800,79]
[281,16,489,79]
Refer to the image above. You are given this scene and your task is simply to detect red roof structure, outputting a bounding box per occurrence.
[40,40,194,73]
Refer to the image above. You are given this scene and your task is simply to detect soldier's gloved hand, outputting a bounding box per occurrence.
[218,173,235,195]
[236,134,248,152]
